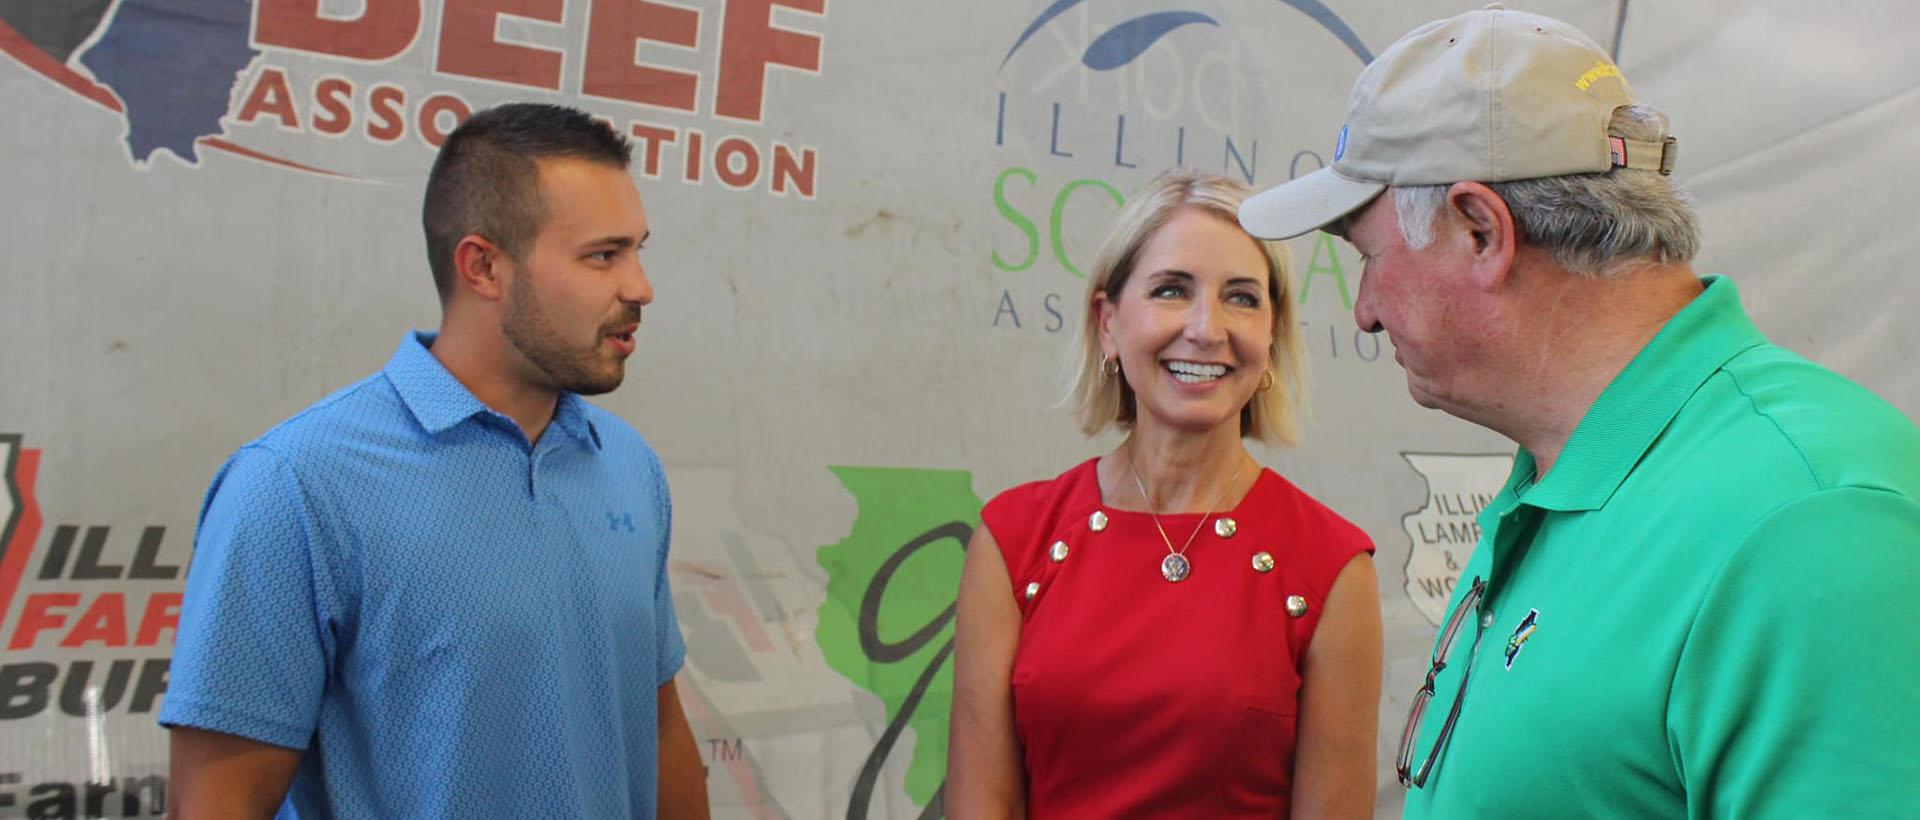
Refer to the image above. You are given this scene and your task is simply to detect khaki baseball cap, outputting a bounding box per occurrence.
[1240,3,1676,240]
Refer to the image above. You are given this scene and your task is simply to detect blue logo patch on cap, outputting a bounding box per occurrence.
[1334,125,1349,161]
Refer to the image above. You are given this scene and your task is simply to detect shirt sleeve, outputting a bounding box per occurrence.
[157,445,336,750]
[649,452,687,686]
[979,484,1036,599]
[1669,487,1920,818]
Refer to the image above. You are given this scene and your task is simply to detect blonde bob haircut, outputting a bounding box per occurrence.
[1069,169,1309,445]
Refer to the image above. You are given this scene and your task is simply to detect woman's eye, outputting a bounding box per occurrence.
[1228,292,1261,308]
[1150,283,1185,299]
[589,250,616,263]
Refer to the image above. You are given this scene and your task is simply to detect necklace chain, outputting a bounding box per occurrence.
[1127,454,1242,563]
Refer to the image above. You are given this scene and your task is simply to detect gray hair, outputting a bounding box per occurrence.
[1392,105,1701,277]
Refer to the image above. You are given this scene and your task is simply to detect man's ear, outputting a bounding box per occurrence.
[1446,181,1518,291]
[451,235,509,301]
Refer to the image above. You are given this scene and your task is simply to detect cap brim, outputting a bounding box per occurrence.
[1238,167,1385,240]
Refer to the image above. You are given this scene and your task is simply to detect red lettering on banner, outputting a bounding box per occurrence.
[630,123,678,179]
[417,93,472,148]
[716,0,824,122]
[8,593,77,650]
[58,593,127,648]
[437,0,565,90]
[582,0,701,112]
[235,67,300,130]
[367,84,408,143]
[255,0,421,62]
[313,76,355,136]
[136,593,183,647]
[714,136,760,189]
[771,143,816,197]
[684,129,704,182]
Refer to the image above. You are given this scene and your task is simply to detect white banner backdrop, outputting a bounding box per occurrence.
[1,1,1915,817]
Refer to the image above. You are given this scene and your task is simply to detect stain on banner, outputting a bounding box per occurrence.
[815,467,980,820]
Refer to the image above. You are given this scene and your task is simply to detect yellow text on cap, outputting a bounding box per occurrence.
[1575,62,1624,91]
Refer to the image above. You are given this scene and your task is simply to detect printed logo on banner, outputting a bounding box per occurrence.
[0,437,25,640]
[0,0,827,196]
[985,0,1388,367]
[0,434,179,816]
[815,467,979,819]
[1399,452,1514,626]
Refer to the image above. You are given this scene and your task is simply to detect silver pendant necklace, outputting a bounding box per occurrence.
[1128,454,1243,583]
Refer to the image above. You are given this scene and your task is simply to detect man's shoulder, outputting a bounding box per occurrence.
[1705,343,1920,497]
[244,370,408,468]
[1616,342,1919,546]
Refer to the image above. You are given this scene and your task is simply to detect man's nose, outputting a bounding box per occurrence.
[1353,275,1382,334]
[622,260,654,306]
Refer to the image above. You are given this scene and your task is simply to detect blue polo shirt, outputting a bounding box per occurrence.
[161,332,688,819]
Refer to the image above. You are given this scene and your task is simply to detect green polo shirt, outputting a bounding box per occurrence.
[1403,276,1920,819]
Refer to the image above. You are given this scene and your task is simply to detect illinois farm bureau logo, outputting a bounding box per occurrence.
[0,0,825,195]
[0,434,182,729]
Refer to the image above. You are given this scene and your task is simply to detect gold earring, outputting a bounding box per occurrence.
[1103,356,1120,378]
[1259,369,1276,391]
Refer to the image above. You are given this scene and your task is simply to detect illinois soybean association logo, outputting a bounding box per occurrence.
[985,0,1385,366]
[0,0,826,195]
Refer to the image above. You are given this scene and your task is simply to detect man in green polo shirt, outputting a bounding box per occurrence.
[1240,5,1920,819]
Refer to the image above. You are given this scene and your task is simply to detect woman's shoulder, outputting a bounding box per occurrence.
[1252,468,1374,552]
[980,458,1101,546]
[986,457,1096,508]
[1247,470,1374,605]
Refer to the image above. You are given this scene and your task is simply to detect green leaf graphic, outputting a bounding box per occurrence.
[816,466,981,808]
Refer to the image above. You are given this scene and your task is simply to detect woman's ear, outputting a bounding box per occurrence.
[1092,289,1119,358]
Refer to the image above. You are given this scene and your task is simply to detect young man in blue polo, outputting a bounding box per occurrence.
[160,103,709,819]
[1242,5,1920,818]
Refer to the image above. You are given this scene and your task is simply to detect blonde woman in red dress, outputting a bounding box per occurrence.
[948,169,1383,819]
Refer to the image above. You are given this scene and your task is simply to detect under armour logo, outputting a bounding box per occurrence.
[606,512,635,532]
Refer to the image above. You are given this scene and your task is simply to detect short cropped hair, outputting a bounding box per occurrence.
[1393,104,1701,277]
[422,103,632,299]
[1069,169,1309,445]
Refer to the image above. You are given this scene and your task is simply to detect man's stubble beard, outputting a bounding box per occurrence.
[502,266,627,396]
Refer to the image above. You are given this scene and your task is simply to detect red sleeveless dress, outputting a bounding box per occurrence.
[979,458,1373,818]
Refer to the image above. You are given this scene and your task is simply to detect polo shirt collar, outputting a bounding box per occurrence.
[1516,275,1767,512]
[385,331,602,449]
[551,393,602,450]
